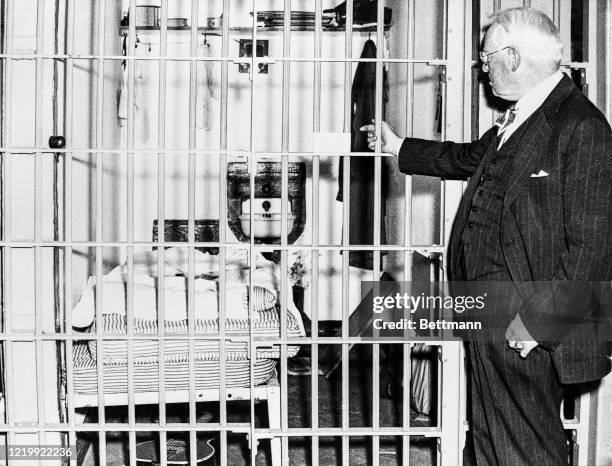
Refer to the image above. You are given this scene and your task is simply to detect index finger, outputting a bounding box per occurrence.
[360,124,375,132]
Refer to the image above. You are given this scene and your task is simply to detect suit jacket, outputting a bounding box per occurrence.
[398,75,612,384]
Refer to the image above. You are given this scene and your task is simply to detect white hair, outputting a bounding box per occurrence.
[486,8,563,72]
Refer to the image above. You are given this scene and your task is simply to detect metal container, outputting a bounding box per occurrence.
[227,161,306,244]
[134,5,160,27]
[167,18,188,28]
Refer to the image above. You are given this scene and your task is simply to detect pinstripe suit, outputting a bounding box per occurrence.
[398,75,612,465]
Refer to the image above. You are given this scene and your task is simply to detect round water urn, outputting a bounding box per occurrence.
[227,161,306,244]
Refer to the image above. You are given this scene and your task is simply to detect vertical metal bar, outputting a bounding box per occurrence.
[1,0,14,449]
[312,0,322,461]
[440,68,447,249]
[439,344,463,464]
[249,1,258,463]
[34,0,47,448]
[52,0,67,436]
[371,1,386,463]
[64,0,76,454]
[553,0,561,29]
[586,0,597,104]
[218,0,230,463]
[402,1,415,461]
[187,1,199,464]
[441,1,468,462]
[342,2,353,464]
[280,0,291,463]
[156,2,168,463]
[125,0,137,463]
[94,1,108,446]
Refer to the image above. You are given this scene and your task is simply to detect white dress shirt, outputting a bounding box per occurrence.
[497,70,564,149]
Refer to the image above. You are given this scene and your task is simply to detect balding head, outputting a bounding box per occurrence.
[486,8,563,74]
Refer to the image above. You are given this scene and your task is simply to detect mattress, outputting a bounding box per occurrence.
[86,310,303,365]
[70,248,303,395]
[72,342,278,394]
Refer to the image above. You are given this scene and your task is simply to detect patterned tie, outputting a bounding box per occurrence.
[496,104,517,139]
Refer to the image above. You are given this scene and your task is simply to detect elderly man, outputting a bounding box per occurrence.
[363,7,612,466]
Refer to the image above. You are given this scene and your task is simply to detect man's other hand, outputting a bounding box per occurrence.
[505,313,539,358]
[360,120,403,156]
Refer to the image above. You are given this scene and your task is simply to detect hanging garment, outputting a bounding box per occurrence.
[117,38,146,141]
[134,57,150,143]
[118,66,128,127]
[197,40,220,131]
[337,38,388,269]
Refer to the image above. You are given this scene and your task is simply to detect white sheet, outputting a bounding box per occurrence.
[72,248,288,328]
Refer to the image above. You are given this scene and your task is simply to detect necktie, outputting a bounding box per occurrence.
[496,104,517,139]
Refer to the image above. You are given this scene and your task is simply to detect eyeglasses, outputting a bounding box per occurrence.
[479,46,511,69]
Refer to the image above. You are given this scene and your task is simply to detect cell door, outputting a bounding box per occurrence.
[0,0,609,465]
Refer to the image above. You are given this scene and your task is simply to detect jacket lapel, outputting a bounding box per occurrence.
[502,75,575,210]
[501,110,549,209]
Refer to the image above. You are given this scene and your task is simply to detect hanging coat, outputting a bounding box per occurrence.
[337,38,387,269]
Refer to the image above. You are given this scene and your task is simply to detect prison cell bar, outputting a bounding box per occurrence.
[219,0,231,463]
[188,1,199,464]
[1,0,15,452]
[440,0,468,462]
[0,148,404,156]
[490,0,502,128]
[0,241,447,252]
[249,2,258,464]
[0,54,450,64]
[371,0,386,463]
[460,0,474,452]
[553,0,561,29]
[311,0,322,462]
[156,0,169,464]
[34,0,48,455]
[598,6,612,459]
[402,0,417,462]
[586,0,598,104]
[341,1,353,464]
[278,1,292,463]
[0,424,457,435]
[126,0,138,464]
[64,0,77,457]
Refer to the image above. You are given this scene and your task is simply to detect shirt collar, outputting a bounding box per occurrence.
[513,70,564,121]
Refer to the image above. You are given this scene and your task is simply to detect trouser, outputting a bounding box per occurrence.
[466,341,568,466]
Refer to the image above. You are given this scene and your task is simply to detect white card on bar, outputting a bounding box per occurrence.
[312,132,351,154]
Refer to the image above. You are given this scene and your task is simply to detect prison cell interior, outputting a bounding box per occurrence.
[0,0,611,465]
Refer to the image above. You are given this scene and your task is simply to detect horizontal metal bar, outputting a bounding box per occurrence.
[0,422,582,435]
[0,334,251,342]
[0,425,443,436]
[0,53,447,64]
[0,242,445,252]
[0,425,253,433]
[0,335,453,345]
[0,148,396,157]
[470,59,592,69]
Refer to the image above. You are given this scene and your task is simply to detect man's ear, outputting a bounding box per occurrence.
[509,47,521,72]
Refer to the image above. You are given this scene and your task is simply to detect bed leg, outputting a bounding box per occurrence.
[266,380,282,466]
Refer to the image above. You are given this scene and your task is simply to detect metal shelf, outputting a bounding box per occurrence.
[119,24,391,36]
